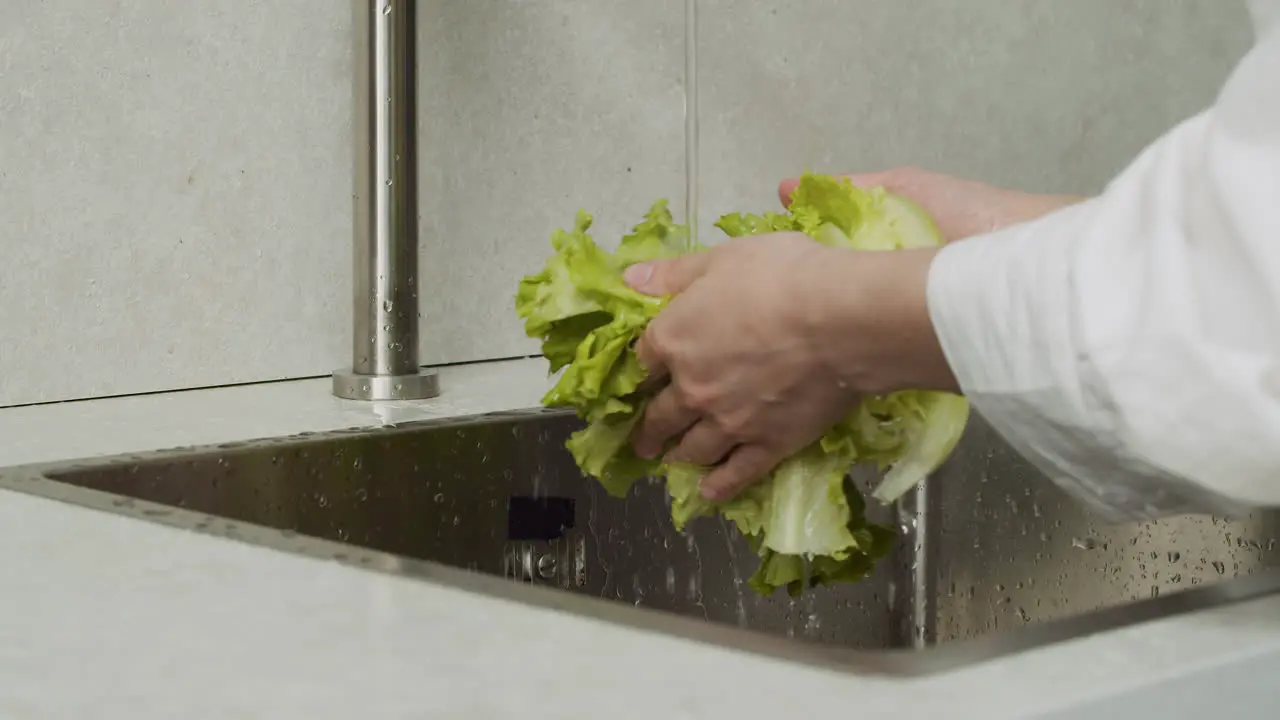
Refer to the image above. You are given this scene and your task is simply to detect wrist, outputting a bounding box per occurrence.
[806,248,959,395]
[999,191,1088,231]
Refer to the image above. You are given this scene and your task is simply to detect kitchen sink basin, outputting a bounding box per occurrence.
[3,408,1278,675]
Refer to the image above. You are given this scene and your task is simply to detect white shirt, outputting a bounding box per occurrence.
[927,0,1280,522]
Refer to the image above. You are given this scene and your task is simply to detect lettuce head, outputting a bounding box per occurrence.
[514,174,969,595]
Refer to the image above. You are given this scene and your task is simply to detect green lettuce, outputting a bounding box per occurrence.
[515,174,969,595]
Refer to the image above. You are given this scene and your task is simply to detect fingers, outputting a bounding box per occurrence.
[778,168,916,208]
[623,251,713,298]
[778,178,800,208]
[840,170,902,190]
[700,445,778,501]
[779,174,881,207]
[632,385,698,459]
[667,420,735,467]
[633,333,669,386]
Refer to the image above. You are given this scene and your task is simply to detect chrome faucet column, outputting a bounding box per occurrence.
[333,0,440,401]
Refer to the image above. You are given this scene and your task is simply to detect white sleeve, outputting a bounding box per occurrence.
[925,24,1280,522]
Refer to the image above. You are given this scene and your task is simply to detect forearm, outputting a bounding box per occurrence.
[809,25,1280,521]
[922,28,1280,518]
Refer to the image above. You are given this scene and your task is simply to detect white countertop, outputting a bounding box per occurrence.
[1,357,1277,718]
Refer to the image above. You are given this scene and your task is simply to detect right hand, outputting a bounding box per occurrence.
[779,167,1086,242]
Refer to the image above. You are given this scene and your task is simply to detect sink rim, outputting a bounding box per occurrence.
[2,407,1277,678]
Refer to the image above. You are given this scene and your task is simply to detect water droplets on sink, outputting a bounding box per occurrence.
[1071,536,1099,550]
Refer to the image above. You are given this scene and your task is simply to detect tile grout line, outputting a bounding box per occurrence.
[0,355,542,411]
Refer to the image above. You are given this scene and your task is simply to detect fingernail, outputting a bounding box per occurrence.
[624,263,653,290]
[700,483,723,501]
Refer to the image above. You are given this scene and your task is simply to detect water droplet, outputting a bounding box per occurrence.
[1071,536,1098,550]
[804,613,821,635]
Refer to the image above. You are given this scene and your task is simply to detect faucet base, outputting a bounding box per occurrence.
[331,368,441,401]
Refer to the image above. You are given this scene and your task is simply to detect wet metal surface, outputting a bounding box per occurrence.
[1,408,1277,674]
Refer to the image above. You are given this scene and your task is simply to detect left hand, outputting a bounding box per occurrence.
[623,233,909,501]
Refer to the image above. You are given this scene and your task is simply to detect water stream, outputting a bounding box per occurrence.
[683,0,700,247]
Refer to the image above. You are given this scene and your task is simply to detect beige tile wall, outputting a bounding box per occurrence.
[695,0,1253,229]
[1,1,353,406]
[0,1,1253,406]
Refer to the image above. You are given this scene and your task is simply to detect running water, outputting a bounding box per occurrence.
[683,0,700,248]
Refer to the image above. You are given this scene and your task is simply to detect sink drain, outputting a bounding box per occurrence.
[503,538,586,589]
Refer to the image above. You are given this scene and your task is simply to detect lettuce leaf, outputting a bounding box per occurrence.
[515,173,969,595]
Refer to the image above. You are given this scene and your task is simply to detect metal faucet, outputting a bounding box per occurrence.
[333,0,440,401]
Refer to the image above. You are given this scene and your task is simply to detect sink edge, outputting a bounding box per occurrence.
[3,409,1277,678]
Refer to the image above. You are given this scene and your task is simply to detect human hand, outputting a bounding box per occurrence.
[779,167,1084,242]
[623,234,861,500]
[623,235,947,501]
[626,168,1079,501]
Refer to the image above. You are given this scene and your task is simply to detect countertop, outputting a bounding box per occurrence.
[0,357,1277,718]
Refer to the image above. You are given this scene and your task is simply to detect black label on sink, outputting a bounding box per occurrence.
[506,496,575,541]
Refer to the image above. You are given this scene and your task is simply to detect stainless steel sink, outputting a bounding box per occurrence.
[3,408,1278,675]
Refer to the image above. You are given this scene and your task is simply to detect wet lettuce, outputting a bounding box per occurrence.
[514,174,969,595]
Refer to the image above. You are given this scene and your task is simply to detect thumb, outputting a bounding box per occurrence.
[624,251,712,297]
[778,178,800,208]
